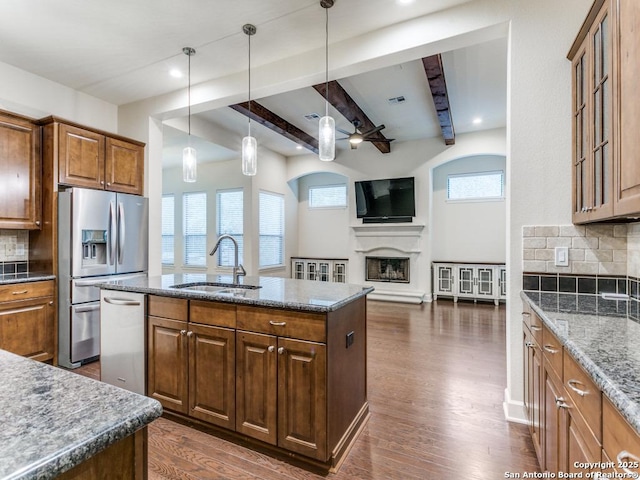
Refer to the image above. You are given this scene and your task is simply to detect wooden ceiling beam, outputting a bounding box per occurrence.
[229,100,319,154]
[422,54,455,146]
[313,80,392,154]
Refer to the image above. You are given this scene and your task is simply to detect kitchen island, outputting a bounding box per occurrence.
[0,348,162,480]
[100,273,374,472]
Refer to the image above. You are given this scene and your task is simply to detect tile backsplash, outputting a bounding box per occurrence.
[0,230,29,273]
[523,225,627,276]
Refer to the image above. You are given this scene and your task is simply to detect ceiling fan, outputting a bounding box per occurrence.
[337,120,394,149]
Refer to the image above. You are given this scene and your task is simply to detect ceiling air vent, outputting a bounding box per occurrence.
[388,96,406,105]
[304,113,321,121]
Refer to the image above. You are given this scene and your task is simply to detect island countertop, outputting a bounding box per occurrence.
[98,273,375,313]
[0,349,162,480]
[521,290,640,436]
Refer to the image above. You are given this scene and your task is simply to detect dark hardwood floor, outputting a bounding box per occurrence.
[73,299,539,479]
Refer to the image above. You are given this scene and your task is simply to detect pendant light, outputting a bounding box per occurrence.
[182,47,197,182]
[242,24,257,176]
[318,0,335,162]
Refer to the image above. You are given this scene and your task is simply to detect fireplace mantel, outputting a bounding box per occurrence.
[350,223,425,238]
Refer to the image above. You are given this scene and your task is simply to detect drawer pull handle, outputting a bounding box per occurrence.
[525,342,534,348]
[567,379,588,397]
[530,325,542,331]
[269,321,287,327]
[543,345,559,354]
[616,451,640,475]
[12,290,28,295]
[521,312,531,317]
[103,297,141,306]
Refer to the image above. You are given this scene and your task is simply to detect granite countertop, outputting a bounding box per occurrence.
[98,273,375,313]
[521,290,640,435]
[0,273,56,285]
[0,350,162,480]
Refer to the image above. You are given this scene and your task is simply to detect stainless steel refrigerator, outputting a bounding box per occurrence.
[58,187,148,369]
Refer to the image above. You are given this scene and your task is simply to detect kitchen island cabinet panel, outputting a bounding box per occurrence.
[189,323,235,429]
[0,111,41,230]
[147,316,188,414]
[236,330,278,445]
[237,305,326,343]
[278,337,327,460]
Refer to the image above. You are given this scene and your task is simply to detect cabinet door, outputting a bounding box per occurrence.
[105,137,144,195]
[189,323,235,430]
[58,123,105,189]
[0,113,41,229]
[614,0,640,215]
[436,264,455,295]
[236,330,277,445]
[476,267,494,298]
[317,261,330,282]
[572,37,591,223]
[292,260,305,280]
[332,261,347,283]
[147,316,188,414]
[277,338,327,461]
[524,324,543,464]
[543,364,563,473]
[457,267,474,296]
[0,295,55,362]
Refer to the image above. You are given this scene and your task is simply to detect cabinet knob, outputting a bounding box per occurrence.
[278,347,285,355]
[49,301,54,306]
[525,342,534,348]
[555,396,570,409]
[107,182,111,186]
[35,220,41,226]
[180,329,187,336]
[268,345,275,352]
[100,180,104,185]
[187,331,193,337]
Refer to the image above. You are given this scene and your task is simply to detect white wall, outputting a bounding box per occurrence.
[432,155,506,263]
[295,172,350,259]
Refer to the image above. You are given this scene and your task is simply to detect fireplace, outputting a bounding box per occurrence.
[365,256,410,283]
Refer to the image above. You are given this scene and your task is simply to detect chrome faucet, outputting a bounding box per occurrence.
[209,234,246,284]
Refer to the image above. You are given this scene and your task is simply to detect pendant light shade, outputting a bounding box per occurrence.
[242,24,257,176]
[182,47,197,183]
[318,0,335,162]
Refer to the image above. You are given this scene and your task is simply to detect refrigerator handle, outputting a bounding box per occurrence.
[118,202,125,264]
[108,201,116,265]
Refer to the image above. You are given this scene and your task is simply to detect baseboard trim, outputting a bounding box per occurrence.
[367,290,425,304]
[503,387,528,424]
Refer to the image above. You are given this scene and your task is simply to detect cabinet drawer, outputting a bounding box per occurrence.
[522,301,532,328]
[0,281,54,302]
[528,310,543,344]
[190,300,236,328]
[542,324,562,379]
[563,350,602,442]
[237,306,326,342]
[148,295,188,321]
[603,396,640,475]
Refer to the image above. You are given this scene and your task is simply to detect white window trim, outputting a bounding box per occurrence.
[446,170,505,203]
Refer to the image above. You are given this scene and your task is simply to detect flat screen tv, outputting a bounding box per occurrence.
[354,176,415,223]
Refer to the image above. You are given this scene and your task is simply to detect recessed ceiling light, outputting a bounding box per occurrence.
[169,69,183,78]
[296,145,303,150]
[472,117,483,125]
[396,0,414,5]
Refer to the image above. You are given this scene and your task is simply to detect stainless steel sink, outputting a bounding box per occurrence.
[169,282,261,293]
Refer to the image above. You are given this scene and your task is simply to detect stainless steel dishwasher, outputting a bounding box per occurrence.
[100,291,146,395]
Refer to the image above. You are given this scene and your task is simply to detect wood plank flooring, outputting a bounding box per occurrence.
[73,299,539,479]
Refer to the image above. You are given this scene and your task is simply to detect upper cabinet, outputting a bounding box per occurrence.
[0,111,41,230]
[41,118,144,196]
[569,0,640,223]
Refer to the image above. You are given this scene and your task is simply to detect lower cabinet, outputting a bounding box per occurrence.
[291,257,348,283]
[146,294,365,469]
[0,280,55,363]
[523,304,543,463]
[433,262,505,305]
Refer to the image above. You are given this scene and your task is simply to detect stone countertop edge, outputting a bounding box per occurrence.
[520,290,640,436]
[98,277,375,313]
[0,273,56,285]
[0,350,162,480]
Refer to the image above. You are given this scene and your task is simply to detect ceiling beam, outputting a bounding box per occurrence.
[313,80,392,154]
[422,54,455,146]
[229,101,319,154]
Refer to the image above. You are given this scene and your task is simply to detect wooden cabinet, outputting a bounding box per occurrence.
[569,0,640,222]
[603,396,640,476]
[0,111,41,229]
[433,262,505,305]
[236,306,328,460]
[42,118,144,195]
[147,296,236,430]
[0,280,55,362]
[291,257,348,283]
[523,306,543,463]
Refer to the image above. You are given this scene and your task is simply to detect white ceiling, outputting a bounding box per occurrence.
[0,0,507,166]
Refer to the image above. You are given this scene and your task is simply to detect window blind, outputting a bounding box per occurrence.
[161,195,175,265]
[216,189,243,267]
[259,191,284,267]
[183,192,207,267]
[447,171,504,201]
